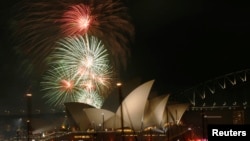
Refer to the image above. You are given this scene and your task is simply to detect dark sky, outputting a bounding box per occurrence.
[1,0,250,112]
[127,0,250,93]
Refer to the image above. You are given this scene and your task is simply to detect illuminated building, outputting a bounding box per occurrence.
[60,80,190,141]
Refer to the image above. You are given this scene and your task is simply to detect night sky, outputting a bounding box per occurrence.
[1,0,250,112]
[127,0,250,92]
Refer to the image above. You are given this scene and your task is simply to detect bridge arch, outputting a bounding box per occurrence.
[170,69,250,110]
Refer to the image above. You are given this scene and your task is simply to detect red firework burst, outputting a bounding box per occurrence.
[12,0,134,77]
[59,4,93,36]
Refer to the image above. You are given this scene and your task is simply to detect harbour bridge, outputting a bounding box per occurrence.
[170,68,250,111]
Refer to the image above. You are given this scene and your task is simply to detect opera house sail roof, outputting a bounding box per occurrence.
[64,79,190,132]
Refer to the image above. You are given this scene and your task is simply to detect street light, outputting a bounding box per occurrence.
[116,82,124,141]
[102,113,104,131]
[26,93,32,141]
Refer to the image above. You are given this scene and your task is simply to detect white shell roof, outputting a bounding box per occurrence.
[115,80,155,130]
[65,80,189,131]
[144,94,170,128]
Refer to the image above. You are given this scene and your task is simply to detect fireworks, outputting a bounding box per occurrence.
[47,35,114,91]
[12,0,134,109]
[41,35,114,108]
[41,65,83,108]
[59,4,92,36]
[78,91,104,109]
[12,0,134,75]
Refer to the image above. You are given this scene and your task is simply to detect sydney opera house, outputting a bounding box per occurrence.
[2,71,249,141]
[55,80,190,141]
